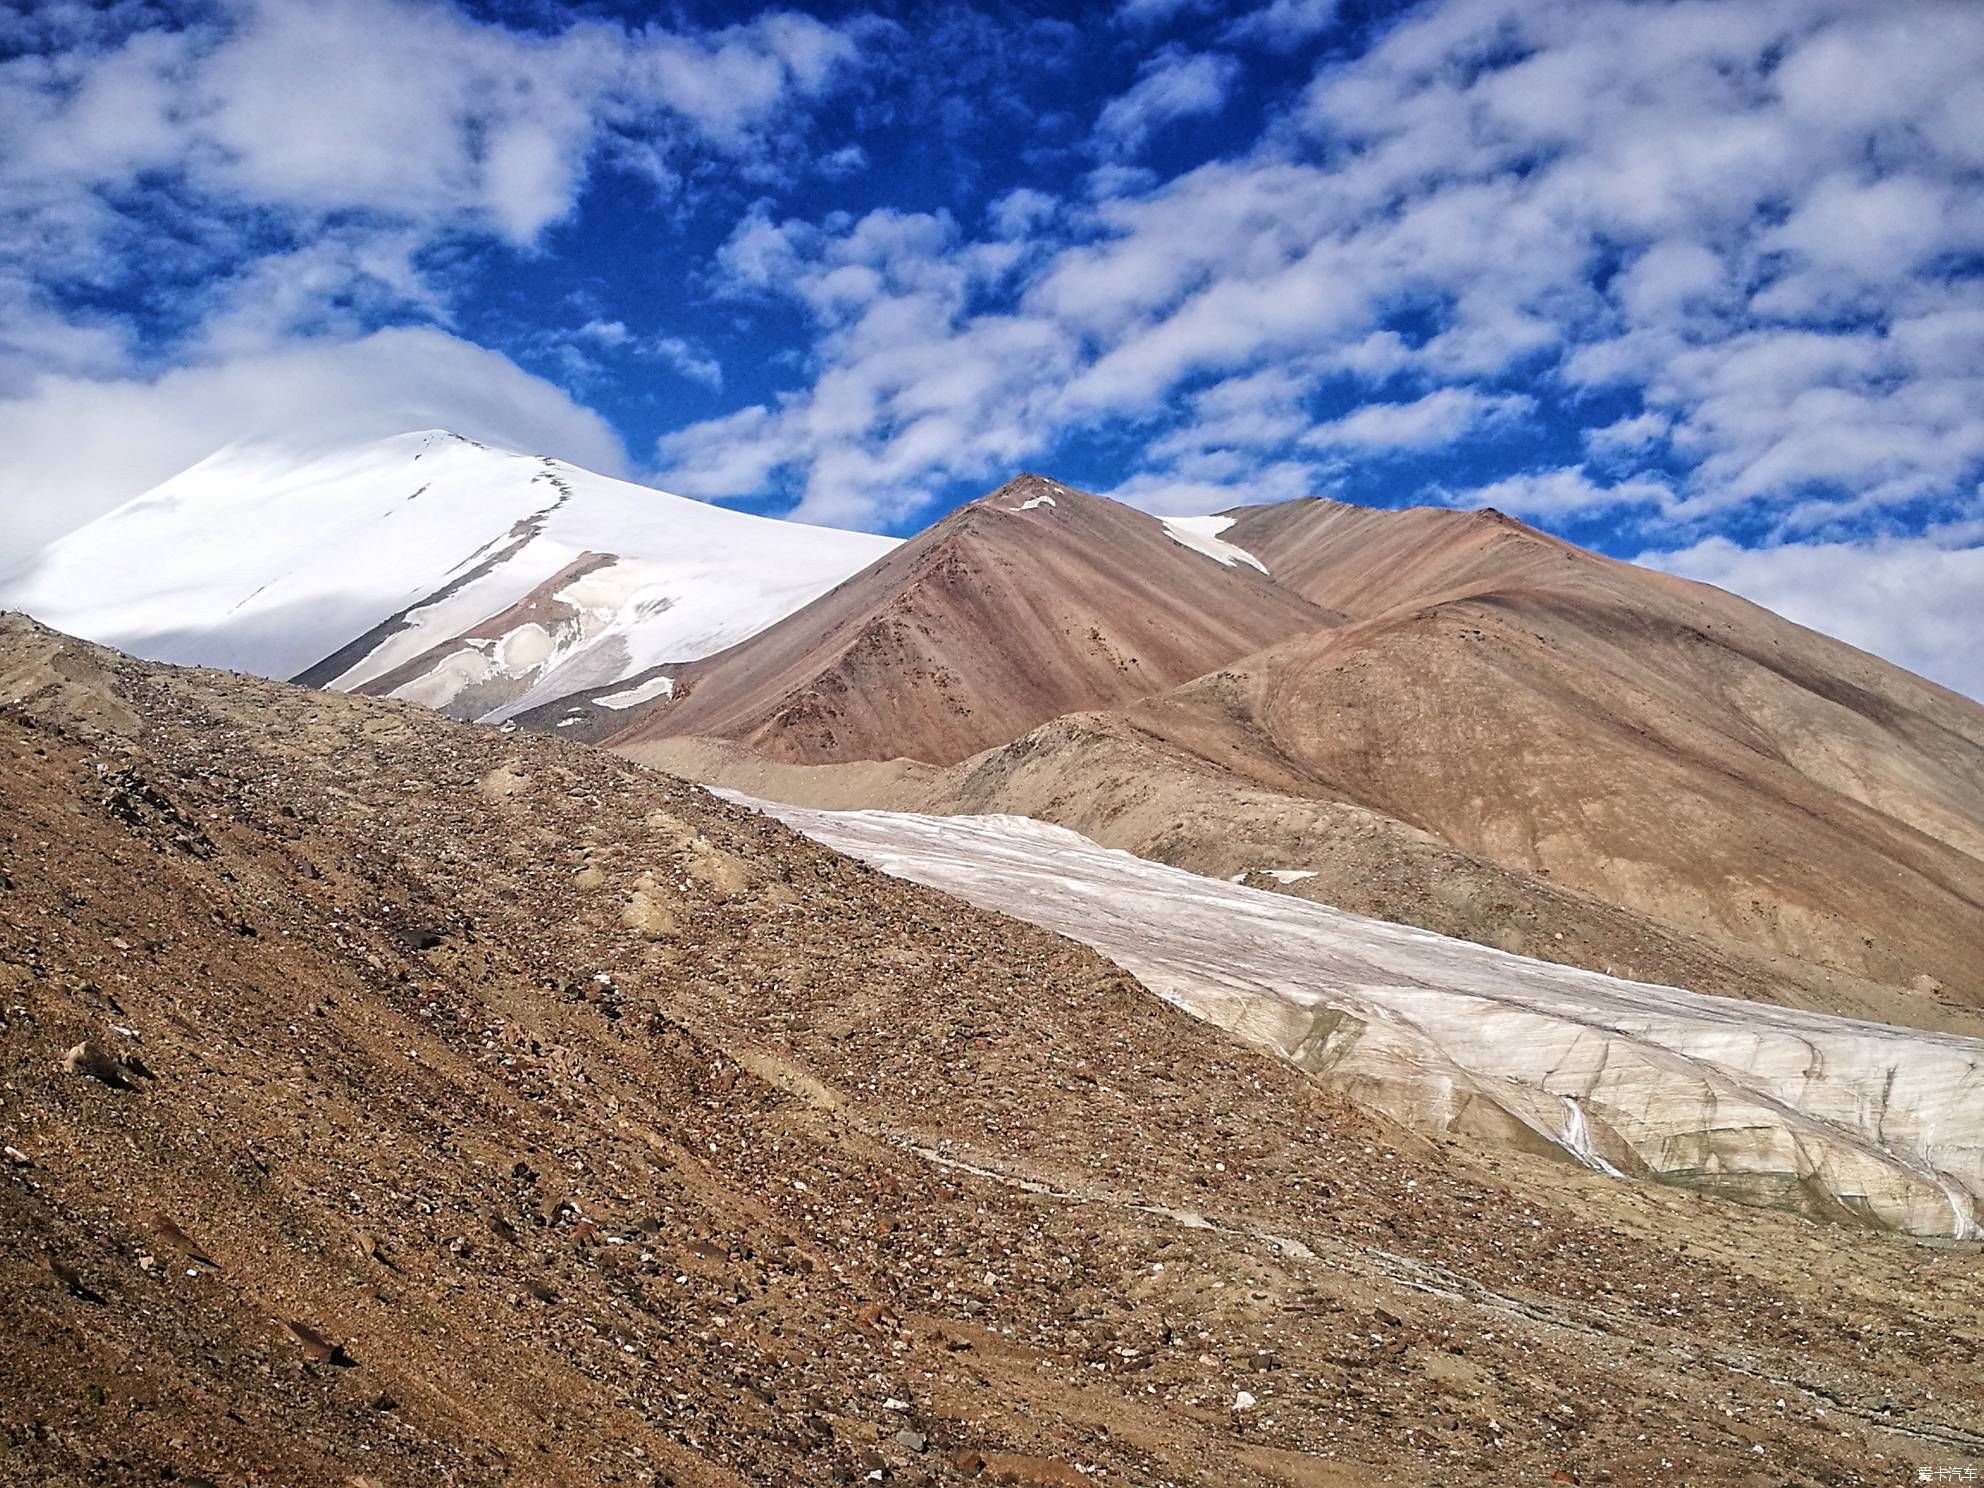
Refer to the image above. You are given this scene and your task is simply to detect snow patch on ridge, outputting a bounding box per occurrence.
[1160,514,1268,573]
[595,674,676,709]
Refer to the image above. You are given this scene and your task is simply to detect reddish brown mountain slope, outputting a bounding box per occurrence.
[625,495,1984,1022]
[602,475,1336,766]
[1215,498,1984,871]
[1218,497,1593,615]
[1067,585,1984,1013]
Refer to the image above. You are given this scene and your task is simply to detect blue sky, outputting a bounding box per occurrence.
[2,0,1981,695]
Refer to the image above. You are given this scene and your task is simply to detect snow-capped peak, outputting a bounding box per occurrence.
[0,432,896,722]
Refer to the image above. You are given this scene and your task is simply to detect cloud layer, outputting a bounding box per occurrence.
[0,0,868,543]
[653,0,1984,546]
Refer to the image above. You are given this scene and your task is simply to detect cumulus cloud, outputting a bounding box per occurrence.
[1113,0,1210,28]
[1148,368,1317,461]
[1641,522,1984,701]
[0,328,627,557]
[1440,466,1674,520]
[1101,458,1319,516]
[1,0,866,254]
[651,0,1984,541]
[1095,47,1239,157]
[1225,0,1341,50]
[1584,411,1670,461]
[656,203,1069,525]
[549,320,723,390]
[1305,389,1533,451]
[0,2,868,378]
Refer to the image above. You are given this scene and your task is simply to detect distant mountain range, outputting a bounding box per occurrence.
[9,437,1982,1032]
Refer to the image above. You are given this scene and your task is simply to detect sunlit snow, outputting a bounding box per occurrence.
[0,431,894,721]
[1159,514,1268,573]
[594,674,676,709]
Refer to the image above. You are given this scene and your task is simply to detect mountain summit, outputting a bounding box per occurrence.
[621,483,1984,1025]
[599,473,1337,765]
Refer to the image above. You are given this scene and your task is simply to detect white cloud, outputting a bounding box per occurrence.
[1305,388,1533,450]
[1225,0,1340,50]
[1114,0,1210,28]
[1641,522,1984,701]
[619,0,1984,536]
[1585,411,1670,459]
[0,0,870,431]
[1095,47,1239,157]
[646,337,725,391]
[988,188,1058,239]
[0,327,627,558]
[5,0,865,247]
[193,231,446,360]
[1769,173,1957,282]
[562,320,722,389]
[654,203,1074,525]
[1102,459,1319,516]
[1149,367,1317,459]
[1442,465,1673,520]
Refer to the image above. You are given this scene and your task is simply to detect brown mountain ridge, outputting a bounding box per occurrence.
[588,475,1339,766]
[616,483,1984,1026]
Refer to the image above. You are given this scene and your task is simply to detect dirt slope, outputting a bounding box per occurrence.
[622,496,1984,1021]
[6,614,1984,1486]
[598,476,1337,766]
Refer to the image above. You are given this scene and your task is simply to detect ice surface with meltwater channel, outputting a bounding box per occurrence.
[732,792,1984,1240]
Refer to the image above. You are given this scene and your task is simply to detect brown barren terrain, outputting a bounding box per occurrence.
[5,614,1983,1485]
[600,476,1337,767]
[619,489,1984,1024]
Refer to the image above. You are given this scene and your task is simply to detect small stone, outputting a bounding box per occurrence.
[62,1040,152,1091]
[620,889,679,940]
[285,1319,355,1365]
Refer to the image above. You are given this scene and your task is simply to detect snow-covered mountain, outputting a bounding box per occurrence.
[0,431,896,722]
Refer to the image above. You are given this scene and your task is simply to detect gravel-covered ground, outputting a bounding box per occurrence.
[2,615,1979,1487]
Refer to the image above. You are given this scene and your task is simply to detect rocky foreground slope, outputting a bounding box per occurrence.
[3,614,1983,1486]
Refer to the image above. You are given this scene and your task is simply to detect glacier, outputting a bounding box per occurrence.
[730,793,1984,1240]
